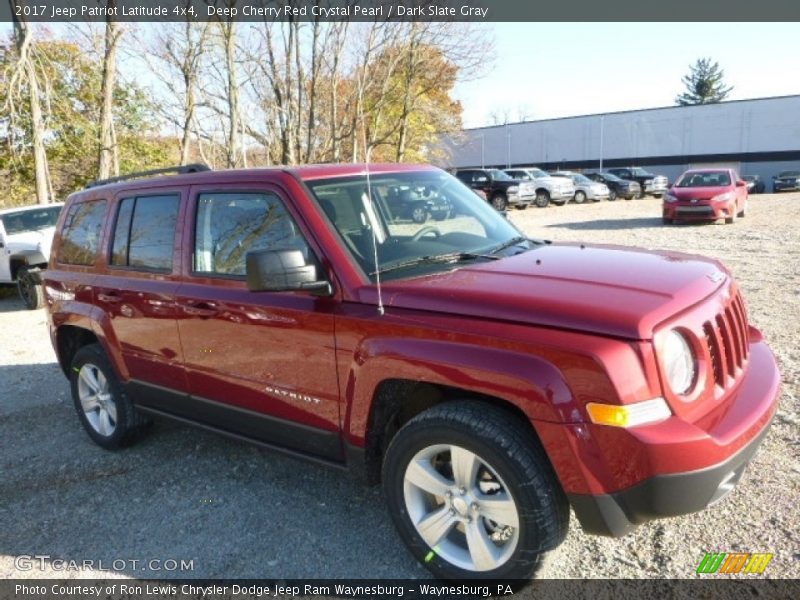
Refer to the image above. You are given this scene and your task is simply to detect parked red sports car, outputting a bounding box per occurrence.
[663,168,748,225]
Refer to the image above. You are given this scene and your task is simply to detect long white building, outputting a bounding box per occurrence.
[438,95,800,184]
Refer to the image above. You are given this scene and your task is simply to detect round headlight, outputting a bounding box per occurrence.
[663,329,696,395]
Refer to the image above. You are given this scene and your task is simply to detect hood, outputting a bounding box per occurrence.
[6,227,56,257]
[359,243,728,340]
[669,186,731,201]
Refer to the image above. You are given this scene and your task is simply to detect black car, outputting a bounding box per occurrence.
[772,171,800,193]
[742,175,765,194]
[585,171,641,200]
[453,168,534,211]
[385,185,453,223]
[606,167,669,198]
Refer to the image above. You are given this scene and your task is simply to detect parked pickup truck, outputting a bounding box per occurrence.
[0,203,64,309]
[45,163,779,582]
[453,168,535,211]
[504,167,575,207]
[606,167,669,198]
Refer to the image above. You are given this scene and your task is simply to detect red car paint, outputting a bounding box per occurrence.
[45,163,780,537]
[663,168,748,223]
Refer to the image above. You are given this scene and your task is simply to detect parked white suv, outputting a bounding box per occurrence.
[0,203,64,309]
[505,167,575,207]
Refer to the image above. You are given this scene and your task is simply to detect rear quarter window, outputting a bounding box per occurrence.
[110,195,179,272]
[58,200,107,265]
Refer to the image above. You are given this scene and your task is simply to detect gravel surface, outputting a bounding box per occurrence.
[0,193,798,581]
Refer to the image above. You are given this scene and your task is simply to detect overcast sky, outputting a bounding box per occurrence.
[455,22,800,128]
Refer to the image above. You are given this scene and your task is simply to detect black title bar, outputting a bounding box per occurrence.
[2,0,800,22]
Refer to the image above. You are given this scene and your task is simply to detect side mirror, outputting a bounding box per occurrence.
[736,180,747,188]
[246,249,331,295]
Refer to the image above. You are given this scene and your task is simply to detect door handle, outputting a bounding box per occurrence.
[181,301,218,318]
[97,291,122,303]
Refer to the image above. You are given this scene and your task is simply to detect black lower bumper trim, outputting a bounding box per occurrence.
[567,419,773,537]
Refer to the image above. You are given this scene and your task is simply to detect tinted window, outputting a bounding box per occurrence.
[110,195,179,271]
[111,198,134,266]
[194,192,309,277]
[59,200,107,265]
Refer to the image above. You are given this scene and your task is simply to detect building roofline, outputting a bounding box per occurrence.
[463,94,800,133]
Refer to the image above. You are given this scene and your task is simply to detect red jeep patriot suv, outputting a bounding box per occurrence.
[45,163,780,581]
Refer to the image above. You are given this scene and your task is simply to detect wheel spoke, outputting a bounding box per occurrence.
[478,493,519,528]
[104,396,118,424]
[80,393,99,413]
[80,367,100,394]
[466,519,499,571]
[450,446,479,489]
[406,458,452,497]
[98,409,113,436]
[415,505,456,548]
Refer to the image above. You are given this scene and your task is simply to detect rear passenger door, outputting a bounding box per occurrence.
[94,190,187,393]
[174,185,341,460]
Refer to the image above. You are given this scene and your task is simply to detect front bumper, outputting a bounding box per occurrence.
[549,337,780,537]
[664,201,735,221]
[773,182,800,192]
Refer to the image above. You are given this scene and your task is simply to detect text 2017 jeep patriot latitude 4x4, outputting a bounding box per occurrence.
[45,163,780,581]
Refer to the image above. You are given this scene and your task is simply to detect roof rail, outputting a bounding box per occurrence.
[85,163,211,189]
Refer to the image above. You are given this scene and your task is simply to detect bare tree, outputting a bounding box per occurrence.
[6,1,52,204]
[97,0,122,179]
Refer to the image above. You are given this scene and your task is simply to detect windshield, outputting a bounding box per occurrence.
[527,168,548,178]
[778,171,800,178]
[0,206,62,235]
[675,171,731,188]
[489,169,513,181]
[573,174,592,184]
[306,170,535,281]
[630,167,652,177]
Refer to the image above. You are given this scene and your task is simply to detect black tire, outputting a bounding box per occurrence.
[490,194,507,212]
[411,206,428,224]
[432,209,450,222]
[17,266,44,310]
[737,201,746,218]
[608,189,617,201]
[725,212,736,225]
[662,217,672,225]
[637,188,645,199]
[534,190,550,208]
[573,190,587,204]
[69,344,151,450]
[382,401,569,581]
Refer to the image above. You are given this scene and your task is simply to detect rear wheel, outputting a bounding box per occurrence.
[70,344,151,449]
[17,266,44,310]
[490,194,507,212]
[573,191,587,204]
[608,189,618,201]
[383,401,568,581]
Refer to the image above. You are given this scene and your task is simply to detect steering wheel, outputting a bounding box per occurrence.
[411,226,441,242]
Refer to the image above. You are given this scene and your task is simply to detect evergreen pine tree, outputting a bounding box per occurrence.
[676,58,733,105]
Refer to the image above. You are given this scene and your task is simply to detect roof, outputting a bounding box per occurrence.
[0,202,64,216]
[74,163,439,195]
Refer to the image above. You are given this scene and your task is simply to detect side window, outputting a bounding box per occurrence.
[59,200,107,265]
[194,192,310,277]
[110,195,179,271]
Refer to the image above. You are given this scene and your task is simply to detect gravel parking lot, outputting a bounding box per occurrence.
[1,193,798,581]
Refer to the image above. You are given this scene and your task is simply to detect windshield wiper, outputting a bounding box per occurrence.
[482,236,540,256]
[371,251,500,276]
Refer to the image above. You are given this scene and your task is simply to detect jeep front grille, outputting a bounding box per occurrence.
[703,290,750,389]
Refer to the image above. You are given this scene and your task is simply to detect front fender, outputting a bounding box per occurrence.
[343,337,579,445]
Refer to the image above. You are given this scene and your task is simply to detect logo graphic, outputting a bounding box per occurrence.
[696,552,773,574]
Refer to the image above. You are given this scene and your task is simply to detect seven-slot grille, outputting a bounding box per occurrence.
[703,290,750,388]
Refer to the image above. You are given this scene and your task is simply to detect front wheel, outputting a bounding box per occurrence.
[573,191,587,204]
[411,206,429,224]
[383,402,568,581]
[608,190,618,201]
[17,266,45,310]
[534,190,550,208]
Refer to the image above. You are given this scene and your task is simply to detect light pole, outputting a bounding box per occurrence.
[599,115,605,171]
[506,124,511,168]
[480,134,485,168]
